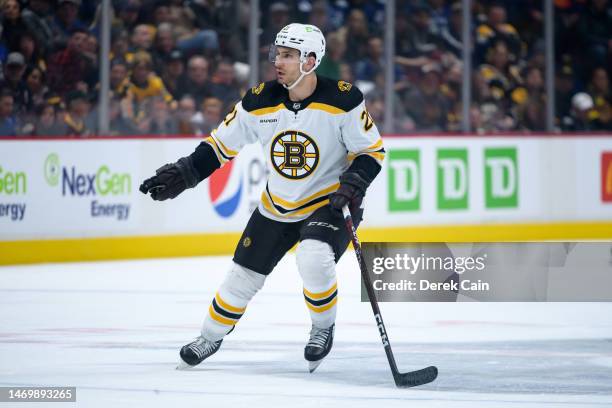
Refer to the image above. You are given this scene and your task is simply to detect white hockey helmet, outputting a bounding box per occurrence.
[273,23,326,70]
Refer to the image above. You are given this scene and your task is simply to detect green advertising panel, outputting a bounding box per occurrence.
[388,149,420,212]
[437,148,468,210]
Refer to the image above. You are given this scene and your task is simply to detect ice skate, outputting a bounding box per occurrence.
[177,336,223,369]
[304,324,335,373]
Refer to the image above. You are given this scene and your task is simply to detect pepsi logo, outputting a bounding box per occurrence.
[208,160,243,217]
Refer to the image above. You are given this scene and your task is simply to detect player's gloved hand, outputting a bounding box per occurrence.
[329,171,368,217]
[139,156,200,201]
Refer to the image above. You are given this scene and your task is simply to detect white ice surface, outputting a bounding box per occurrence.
[1,254,611,408]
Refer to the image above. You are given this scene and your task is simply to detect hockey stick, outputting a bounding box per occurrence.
[342,205,438,388]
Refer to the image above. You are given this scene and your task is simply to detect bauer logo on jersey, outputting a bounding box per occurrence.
[270,130,319,179]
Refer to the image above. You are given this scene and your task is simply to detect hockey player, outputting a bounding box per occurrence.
[140,23,385,372]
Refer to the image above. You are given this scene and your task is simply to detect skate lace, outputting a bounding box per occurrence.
[307,326,331,349]
[187,337,218,359]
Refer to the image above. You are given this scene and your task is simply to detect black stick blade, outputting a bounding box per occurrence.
[394,365,438,388]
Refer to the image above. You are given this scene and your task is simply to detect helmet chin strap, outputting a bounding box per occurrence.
[283,61,315,90]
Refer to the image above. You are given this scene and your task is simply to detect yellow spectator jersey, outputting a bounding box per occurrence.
[128,75,173,104]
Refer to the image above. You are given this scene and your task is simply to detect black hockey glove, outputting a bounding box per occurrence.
[139,156,200,201]
[329,171,369,218]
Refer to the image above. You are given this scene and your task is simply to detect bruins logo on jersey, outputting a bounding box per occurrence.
[338,80,352,92]
[270,130,319,179]
[251,82,265,95]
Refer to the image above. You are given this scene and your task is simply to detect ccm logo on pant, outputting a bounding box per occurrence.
[307,221,339,231]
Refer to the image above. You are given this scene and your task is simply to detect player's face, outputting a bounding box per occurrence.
[272,46,301,85]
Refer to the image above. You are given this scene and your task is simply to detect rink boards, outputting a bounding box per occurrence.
[1,134,612,263]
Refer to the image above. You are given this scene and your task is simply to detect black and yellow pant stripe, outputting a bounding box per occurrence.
[208,292,246,326]
[303,282,338,313]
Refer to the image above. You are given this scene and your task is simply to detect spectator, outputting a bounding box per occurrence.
[511,66,545,115]
[339,62,354,84]
[518,96,547,131]
[0,52,31,115]
[475,2,522,64]
[308,0,334,35]
[47,28,95,97]
[20,0,55,54]
[395,4,439,59]
[335,9,370,63]
[127,51,172,104]
[477,40,522,108]
[32,103,63,136]
[0,0,29,52]
[50,0,86,48]
[151,0,171,25]
[108,97,139,136]
[24,66,47,108]
[152,22,176,72]
[477,100,517,132]
[260,2,291,50]
[587,67,612,129]
[555,63,576,122]
[175,94,197,135]
[193,96,223,136]
[428,0,451,37]
[440,2,463,57]
[366,73,415,133]
[176,55,212,106]
[576,0,612,71]
[318,32,346,80]
[115,0,142,31]
[210,58,241,109]
[0,90,16,135]
[79,33,99,84]
[354,36,384,81]
[565,91,592,130]
[18,32,46,72]
[441,59,464,131]
[131,24,156,52]
[161,49,184,99]
[364,92,385,129]
[109,58,130,98]
[149,96,178,135]
[353,0,385,30]
[184,0,217,33]
[402,63,449,131]
[110,28,134,64]
[59,89,93,136]
[555,1,583,67]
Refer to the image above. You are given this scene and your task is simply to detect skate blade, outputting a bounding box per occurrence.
[176,359,193,370]
[308,360,323,373]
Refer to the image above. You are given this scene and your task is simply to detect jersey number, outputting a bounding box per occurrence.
[361,110,374,131]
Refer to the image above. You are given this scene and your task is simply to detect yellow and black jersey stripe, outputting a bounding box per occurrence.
[303,282,338,313]
[348,138,386,164]
[208,292,246,326]
[204,131,238,164]
[260,183,339,219]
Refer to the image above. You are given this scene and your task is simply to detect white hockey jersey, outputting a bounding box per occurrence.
[203,76,385,222]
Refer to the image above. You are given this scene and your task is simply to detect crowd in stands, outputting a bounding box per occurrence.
[0,0,610,136]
